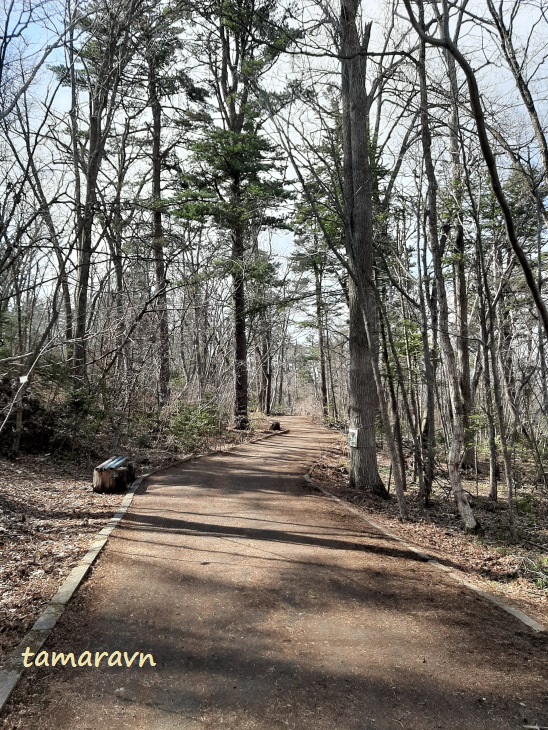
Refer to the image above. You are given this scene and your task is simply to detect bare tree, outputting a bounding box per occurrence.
[403,0,548,340]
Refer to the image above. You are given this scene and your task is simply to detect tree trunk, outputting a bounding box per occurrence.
[482,245,516,534]
[416,201,435,504]
[445,39,474,471]
[148,56,170,407]
[347,279,386,495]
[325,325,339,422]
[232,219,249,429]
[476,248,499,500]
[467,165,515,530]
[313,261,329,420]
[340,0,387,497]
[380,315,407,492]
[417,18,479,533]
[537,200,548,419]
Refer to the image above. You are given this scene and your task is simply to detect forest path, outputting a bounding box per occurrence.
[4,416,548,729]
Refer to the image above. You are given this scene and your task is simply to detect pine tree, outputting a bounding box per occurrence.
[176,0,293,428]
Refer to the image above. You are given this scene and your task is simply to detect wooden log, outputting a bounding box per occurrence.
[93,468,115,494]
[126,462,136,483]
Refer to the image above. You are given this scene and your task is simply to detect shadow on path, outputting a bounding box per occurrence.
[3,417,547,730]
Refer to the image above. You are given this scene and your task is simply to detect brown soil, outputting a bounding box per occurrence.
[2,417,548,729]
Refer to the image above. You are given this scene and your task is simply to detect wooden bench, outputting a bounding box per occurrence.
[93,456,135,494]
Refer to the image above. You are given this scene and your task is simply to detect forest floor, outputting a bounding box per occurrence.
[311,431,548,629]
[1,416,548,729]
[0,418,272,668]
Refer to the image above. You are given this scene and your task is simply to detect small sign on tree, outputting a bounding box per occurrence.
[348,428,358,448]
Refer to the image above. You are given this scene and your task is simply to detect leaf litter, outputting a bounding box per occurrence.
[0,455,124,666]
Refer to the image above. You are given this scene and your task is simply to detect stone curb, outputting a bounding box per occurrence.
[304,473,546,634]
[0,427,289,715]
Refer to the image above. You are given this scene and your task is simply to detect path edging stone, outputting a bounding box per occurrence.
[0,427,289,715]
[304,473,546,634]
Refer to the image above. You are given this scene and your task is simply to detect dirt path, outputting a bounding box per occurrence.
[3,417,548,729]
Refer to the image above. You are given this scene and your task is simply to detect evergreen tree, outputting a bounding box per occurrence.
[176,0,293,428]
